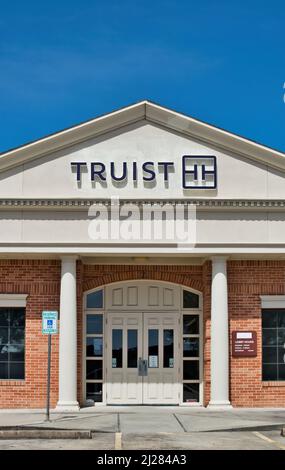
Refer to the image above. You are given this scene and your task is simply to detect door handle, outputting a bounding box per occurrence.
[138,357,148,376]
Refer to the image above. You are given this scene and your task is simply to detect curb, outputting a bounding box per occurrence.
[0,429,92,439]
[206,423,285,433]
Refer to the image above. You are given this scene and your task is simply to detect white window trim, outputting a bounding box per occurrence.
[260,295,285,309]
[0,294,28,307]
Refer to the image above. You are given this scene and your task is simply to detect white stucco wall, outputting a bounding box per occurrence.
[0,209,284,245]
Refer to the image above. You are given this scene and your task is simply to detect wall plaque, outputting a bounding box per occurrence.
[232,331,257,357]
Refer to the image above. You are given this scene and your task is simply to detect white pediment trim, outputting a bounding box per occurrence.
[0,100,284,173]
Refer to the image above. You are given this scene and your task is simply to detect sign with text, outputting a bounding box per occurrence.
[42,311,58,335]
[232,331,257,357]
[71,155,217,190]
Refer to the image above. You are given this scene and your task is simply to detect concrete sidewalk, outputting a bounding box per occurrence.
[0,407,285,433]
[0,407,285,450]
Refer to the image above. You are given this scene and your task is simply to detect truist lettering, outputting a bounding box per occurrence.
[71,155,217,189]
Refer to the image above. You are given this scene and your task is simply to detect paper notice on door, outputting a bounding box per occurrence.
[149,355,158,368]
[112,358,117,368]
[169,358,174,368]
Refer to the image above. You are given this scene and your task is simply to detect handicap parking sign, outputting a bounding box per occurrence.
[42,311,58,334]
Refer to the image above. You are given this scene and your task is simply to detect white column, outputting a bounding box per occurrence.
[208,257,232,408]
[56,256,80,411]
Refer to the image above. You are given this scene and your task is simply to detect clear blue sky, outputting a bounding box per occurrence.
[0,1,284,153]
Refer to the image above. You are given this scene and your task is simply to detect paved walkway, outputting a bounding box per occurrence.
[0,407,285,450]
[1,406,285,433]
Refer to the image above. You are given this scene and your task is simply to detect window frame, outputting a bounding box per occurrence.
[181,288,203,405]
[262,308,285,382]
[0,300,27,382]
[83,288,105,405]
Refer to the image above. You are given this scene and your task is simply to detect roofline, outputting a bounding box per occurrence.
[0,100,149,157]
[147,100,285,156]
[0,99,284,173]
[1,99,284,157]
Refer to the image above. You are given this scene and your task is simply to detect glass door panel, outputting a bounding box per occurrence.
[112,329,123,368]
[148,329,159,368]
[163,329,174,368]
[127,329,138,368]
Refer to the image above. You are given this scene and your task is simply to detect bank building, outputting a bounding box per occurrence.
[0,100,284,410]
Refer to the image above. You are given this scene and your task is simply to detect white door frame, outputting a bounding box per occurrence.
[105,309,180,405]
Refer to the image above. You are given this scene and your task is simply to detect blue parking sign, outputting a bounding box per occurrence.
[42,311,58,334]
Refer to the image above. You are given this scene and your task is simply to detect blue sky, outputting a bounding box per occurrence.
[0,1,284,152]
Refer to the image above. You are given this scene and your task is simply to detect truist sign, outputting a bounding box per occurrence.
[71,155,217,189]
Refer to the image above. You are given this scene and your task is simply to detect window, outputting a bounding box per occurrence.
[183,383,199,403]
[182,310,201,402]
[183,290,199,309]
[86,337,103,357]
[262,309,285,381]
[86,360,103,380]
[86,383,103,402]
[0,308,25,380]
[85,289,104,403]
[183,315,199,334]
[86,290,103,309]
[87,315,103,334]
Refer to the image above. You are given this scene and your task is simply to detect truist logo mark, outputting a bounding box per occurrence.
[71,155,217,189]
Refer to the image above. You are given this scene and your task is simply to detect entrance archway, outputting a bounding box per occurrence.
[83,280,203,406]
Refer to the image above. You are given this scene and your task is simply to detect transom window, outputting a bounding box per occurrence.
[86,290,103,309]
[0,308,25,380]
[183,290,199,309]
[262,309,285,381]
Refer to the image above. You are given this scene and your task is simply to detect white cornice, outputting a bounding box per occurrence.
[0,198,285,210]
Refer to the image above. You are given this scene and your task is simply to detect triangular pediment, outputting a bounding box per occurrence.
[0,101,284,200]
[0,100,284,172]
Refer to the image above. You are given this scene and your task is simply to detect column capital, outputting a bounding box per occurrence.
[211,256,229,263]
[60,255,79,262]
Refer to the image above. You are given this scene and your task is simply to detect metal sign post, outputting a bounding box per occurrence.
[42,311,58,422]
[46,334,52,421]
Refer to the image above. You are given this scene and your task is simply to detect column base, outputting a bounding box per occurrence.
[207,400,233,410]
[55,401,80,412]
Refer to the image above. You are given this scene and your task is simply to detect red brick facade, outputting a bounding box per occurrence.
[0,260,61,408]
[0,259,285,408]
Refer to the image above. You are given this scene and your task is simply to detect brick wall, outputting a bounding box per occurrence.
[0,260,61,408]
[0,259,285,408]
[228,260,285,407]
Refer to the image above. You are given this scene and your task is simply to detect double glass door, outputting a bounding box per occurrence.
[106,311,180,404]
